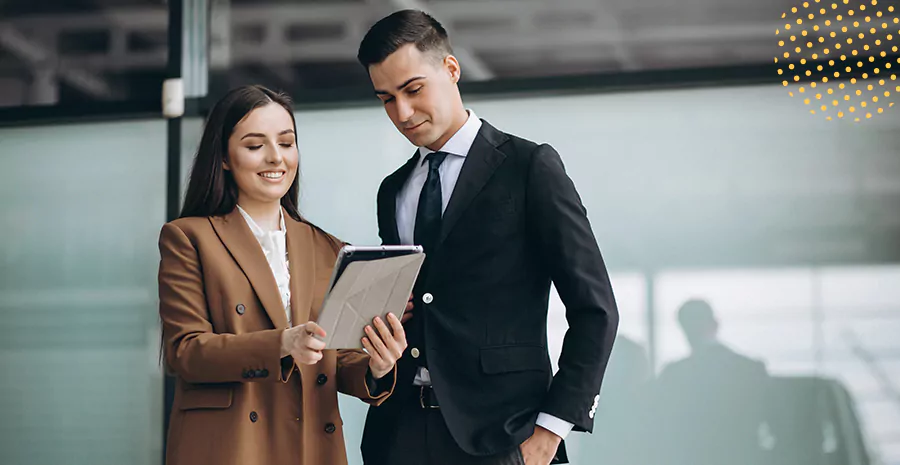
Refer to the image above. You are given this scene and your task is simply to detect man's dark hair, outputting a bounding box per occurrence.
[357,9,453,68]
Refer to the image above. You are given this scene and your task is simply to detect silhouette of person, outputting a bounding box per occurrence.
[652,299,769,465]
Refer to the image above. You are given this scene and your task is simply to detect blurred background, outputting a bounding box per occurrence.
[1,0,899,464]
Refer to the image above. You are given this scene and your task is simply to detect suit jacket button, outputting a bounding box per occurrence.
[324,422,336,434]
[249,411,259,423]
[422,293,433,304]
[317,374,328,385]
[236,304,246,315]
[410,348,420,359]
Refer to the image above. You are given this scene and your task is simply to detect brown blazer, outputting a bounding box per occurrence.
[158,207,395,465]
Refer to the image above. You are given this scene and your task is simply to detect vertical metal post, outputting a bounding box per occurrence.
[162,1,184,461]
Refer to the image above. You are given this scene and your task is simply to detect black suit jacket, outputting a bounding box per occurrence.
[361,120,619,461]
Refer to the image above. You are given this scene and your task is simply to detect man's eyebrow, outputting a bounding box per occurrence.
[374,76,426,95]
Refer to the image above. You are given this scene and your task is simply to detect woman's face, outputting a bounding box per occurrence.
[224,103,298,209]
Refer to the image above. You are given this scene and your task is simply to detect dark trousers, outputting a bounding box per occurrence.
[366,387,524,465]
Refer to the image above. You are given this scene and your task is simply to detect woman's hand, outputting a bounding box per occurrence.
[362,313,407,379]
[281,322,327,364]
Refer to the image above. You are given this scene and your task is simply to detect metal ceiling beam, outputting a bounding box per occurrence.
[0,25,114,102]
[4,4,894,73]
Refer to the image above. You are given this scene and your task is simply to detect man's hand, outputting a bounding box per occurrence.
[519,426,561,465]
[401,293,414,324]
[362,313,408,379]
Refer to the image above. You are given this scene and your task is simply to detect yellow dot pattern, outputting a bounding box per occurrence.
[777,0,899,121]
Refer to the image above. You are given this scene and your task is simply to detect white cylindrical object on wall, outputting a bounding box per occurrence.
[162,78,185,118]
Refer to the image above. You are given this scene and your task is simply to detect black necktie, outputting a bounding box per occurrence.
[413,151,449,254]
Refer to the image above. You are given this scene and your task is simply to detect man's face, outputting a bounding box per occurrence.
[368,44,460,149]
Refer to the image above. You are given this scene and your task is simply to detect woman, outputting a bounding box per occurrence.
[158,85,406,465]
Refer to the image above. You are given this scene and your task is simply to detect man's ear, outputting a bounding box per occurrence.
[444,54,461,84]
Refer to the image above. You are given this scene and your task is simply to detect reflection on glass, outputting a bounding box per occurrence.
[0,0,168,108]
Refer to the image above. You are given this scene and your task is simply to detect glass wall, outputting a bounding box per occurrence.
[276,82,900,465]
[0,120,167,465]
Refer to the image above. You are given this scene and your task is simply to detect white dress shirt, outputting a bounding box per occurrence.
[394,110,574,440]
[236,205,292,327]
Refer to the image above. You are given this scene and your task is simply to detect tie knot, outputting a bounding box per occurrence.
[423,151,449,170]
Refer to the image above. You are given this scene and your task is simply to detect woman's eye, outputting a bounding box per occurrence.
[247,145,262,151]
[279,143,294,148]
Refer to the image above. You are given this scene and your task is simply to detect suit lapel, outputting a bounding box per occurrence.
[285,215,315,325]
[210,208,289,329]
[381,151,420,245]
[438,121,508,246]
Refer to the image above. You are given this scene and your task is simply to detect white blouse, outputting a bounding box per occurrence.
[236,205,292,327]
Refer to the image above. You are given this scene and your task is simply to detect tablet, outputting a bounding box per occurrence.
[316,245,425,349]
[323,245,424,296]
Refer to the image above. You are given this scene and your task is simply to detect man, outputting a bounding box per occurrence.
[356,10,619,465]
[653,299,769,465]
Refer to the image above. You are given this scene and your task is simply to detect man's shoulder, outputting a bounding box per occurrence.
[479,120,557,166]
[480,119,540,154]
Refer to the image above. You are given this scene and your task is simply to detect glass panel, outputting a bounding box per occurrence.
[820,265,900,465]
[0,120,166,465]
[0,0,168,108]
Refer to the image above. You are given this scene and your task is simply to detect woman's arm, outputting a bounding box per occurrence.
[159,222,288,384]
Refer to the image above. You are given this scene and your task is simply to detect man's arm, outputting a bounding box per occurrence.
[526,143,619,433]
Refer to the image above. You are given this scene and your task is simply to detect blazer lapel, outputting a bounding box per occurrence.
[285,214,316,325]
[381,151,420,245]
[210,209,289,329]
[438,121,508,246]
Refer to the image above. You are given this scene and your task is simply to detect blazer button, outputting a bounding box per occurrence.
[422,293,433,304]
[317,374,328,385]
[324,422,336,434]
[410,348,420,359]
[236,304,246,315]
[249,411,259,423]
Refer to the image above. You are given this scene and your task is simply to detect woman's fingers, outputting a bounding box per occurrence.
[361,336,384,366]
[303,321,326,338]
[386,313,407,350]
[365,323,390,357]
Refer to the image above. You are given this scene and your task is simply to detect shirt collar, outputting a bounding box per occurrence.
[236,205,286,239]
[417,109,482,163]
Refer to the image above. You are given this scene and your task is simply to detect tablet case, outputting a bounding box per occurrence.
[316,253,426,349]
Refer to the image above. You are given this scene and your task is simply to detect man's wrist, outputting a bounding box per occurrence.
[535,412,574,440]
